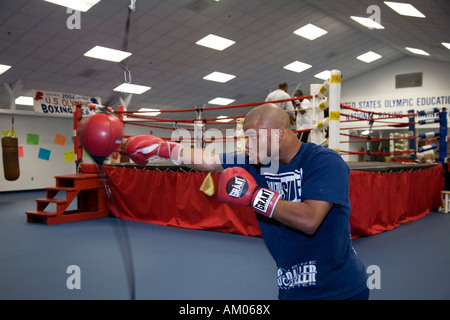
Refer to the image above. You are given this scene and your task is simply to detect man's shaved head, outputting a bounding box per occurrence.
[244,103,290,130]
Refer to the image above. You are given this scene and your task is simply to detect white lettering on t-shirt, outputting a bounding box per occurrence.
[264,169,302,202]
[277,261,317,290]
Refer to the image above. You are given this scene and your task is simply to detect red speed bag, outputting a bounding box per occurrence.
[2,136,20,181]
[78,113,123,157]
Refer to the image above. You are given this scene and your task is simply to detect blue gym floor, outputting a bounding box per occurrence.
[1,190,449,300]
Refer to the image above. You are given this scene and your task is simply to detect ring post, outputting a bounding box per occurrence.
[328,70,341,154]
[439,108,447,164]
[73,103,83,172]
[408,109,416,160]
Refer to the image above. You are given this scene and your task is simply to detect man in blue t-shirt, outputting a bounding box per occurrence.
[125,103,369,300]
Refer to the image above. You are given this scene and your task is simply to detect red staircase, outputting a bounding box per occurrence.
[26,173,108,225]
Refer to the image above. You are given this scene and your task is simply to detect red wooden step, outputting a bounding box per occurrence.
[26,173,108,225]
[25,210,58,217]
[36,198,68,204]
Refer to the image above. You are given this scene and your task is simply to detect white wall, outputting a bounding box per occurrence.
[0,114,76,192]
[340,56,450,161]
[342,56,450,98]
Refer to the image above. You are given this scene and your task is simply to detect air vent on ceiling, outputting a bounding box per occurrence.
[184,0,213,13]
[395,72,422,88]
[78,68,102,78]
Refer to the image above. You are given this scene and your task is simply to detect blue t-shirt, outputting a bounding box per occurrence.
[220,143,367,300]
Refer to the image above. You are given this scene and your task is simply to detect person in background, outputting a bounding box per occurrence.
[266,81,295,125]
[293,89,311,143]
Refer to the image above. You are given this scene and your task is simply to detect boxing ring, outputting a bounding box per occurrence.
[72,70,445,239]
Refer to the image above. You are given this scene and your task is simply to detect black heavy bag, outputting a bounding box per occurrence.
[2,136,20,181]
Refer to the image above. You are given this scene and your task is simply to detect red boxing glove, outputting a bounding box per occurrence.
[218,167,280,218]
[124,135,183,165]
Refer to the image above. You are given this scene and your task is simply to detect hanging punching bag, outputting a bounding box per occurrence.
[2,120,20,181]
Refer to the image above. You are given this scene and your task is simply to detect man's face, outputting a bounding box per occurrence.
[243,120,280,165]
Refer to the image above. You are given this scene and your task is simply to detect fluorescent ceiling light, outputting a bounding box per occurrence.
[283,61,312,73]
[314,70,330,80]
[208,97,235,105]
[138,108,161,116]
[15,96,34,106]
[293,24,328,40]
[442,42,450,50]
[84,46,132,62]
[44,0,101,12]
[384,1,425,18]
[0,64,11,75]
[405,47,430,56]
[114,83,151,94]
[196,34,235,51]
[350,16,384,29]
[216,116,233,123]
[356,51,382,63]
[203,71,236,83]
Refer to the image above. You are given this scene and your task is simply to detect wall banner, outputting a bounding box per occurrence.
[33,90,101,116]
[341,91,450,128]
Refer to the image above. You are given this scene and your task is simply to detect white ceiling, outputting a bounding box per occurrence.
[0,0,449,123]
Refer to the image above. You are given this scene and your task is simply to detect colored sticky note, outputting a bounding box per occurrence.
[18,146,24,158]
[54,133,67,146]
[38,148,51,160]
[27,133,39,145]
[2,130,9,137]
[64,151,75,162]
[83,151,92,160]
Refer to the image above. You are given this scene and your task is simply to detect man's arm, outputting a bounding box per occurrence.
[179,147,224,172]
[272,199,332,235]
[218,166,333,236]
[125,135,224,172]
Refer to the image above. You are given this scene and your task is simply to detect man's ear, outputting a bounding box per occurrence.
[277,128,285,141]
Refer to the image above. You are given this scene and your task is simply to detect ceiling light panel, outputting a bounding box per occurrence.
[350,16,384,29]
[384,1,425,18]
[283,61,312,73]
[114,83,151,94]
[203,71,236,83]
[442,42,450,50]
[293,24,328,40]
[216,116,233,123]
[208,97,235,105]
[0,64,11,75]
[314,70,331,80]
[44,0,101,12]
[405,47,430,56]
[84,46,132,62]
[138,108,161,116]
[15,96,34,106]
[356,51,382,63]
[196,34,236,51]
